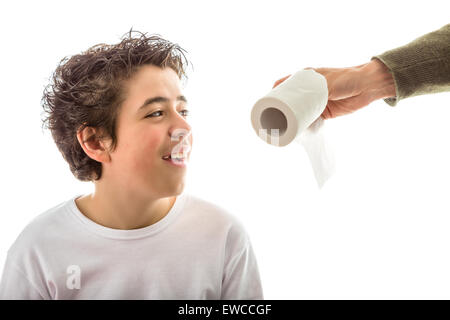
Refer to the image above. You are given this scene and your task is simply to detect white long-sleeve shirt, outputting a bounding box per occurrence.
[0,192,263,299]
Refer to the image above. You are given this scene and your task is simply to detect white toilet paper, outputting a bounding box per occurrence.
[250,69,335,188]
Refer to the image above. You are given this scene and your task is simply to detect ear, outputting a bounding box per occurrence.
[76,126,112,163]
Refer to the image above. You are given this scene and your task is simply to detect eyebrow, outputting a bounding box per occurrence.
[138,95,188,111]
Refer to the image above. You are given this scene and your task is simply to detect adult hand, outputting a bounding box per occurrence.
[273,59,396,119]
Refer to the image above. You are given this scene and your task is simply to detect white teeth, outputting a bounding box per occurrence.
[163,154,188,161]
[172,153,187,161]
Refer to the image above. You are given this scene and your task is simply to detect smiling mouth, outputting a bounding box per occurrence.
[162,144,190,162]
[162,153,188,161]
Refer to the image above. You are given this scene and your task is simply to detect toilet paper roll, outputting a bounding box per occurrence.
[250,69,335,188]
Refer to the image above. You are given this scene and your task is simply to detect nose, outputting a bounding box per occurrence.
[168,110,192,144]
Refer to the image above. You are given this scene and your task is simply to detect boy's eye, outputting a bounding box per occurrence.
[145,109,189,118]
[146,111,163,118]
[179,109,190,117]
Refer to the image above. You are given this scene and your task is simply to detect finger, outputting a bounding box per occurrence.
[272,74,291,88]
[322,91,376,119]
[320,105,333,120]
[273,75,290,88]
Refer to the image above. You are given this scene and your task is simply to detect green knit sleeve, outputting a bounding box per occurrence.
[371,23,450,106]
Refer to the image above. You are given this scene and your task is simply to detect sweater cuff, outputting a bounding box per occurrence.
[370,56,399,107]
[371,24,450,108]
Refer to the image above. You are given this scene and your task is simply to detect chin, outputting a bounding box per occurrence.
[172,183,185,196]
[160,182,185,198]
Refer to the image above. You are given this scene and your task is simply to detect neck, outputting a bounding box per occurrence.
[75,180,176,230]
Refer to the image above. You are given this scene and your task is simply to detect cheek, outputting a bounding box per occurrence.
[142,131,164,160]
[126,129,165,170]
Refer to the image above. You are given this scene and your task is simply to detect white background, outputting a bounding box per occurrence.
[0,0,449,299]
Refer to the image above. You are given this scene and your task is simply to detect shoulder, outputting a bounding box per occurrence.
[182,193,250,246]
[183,193,245,226]
[6,197,73,260]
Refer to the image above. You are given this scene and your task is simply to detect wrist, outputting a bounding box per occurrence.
[360,59,396,99]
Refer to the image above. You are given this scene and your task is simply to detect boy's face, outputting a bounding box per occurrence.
[104,64,192,198]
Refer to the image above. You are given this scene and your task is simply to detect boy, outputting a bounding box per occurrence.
[0,31,263,299]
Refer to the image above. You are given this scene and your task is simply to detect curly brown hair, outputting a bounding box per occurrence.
[41,29,190,182]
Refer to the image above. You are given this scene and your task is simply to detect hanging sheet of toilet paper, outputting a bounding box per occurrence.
[250,69,335,188]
